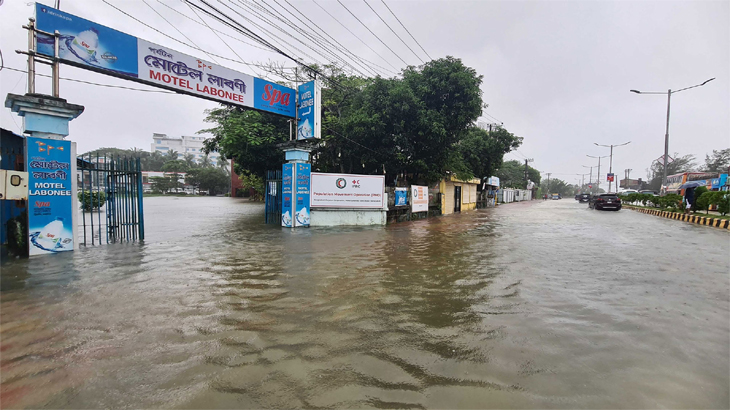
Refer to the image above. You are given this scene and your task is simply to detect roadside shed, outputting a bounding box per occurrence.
[439,175,480,215]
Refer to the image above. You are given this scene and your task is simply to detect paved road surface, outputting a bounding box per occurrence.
[1,197,728,408]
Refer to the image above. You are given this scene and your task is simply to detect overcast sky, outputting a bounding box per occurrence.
[1,0,728,183]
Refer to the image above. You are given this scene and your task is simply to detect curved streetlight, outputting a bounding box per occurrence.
[587,155,609,193]
[630,78,715,193]
[594,141,631,193]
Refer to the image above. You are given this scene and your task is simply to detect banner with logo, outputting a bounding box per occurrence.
[411,185,428,212]
[311,173,384,208]
[282,164,293,227]
[26,137,74,255]
[295,164,311,227]
[607,173,614,182]
[394,187,407,206]
[297,81,320,140]
[35,4,295,118]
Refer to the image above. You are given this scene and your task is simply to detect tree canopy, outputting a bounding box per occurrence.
[201,57,524,185]
[495,160,541,189]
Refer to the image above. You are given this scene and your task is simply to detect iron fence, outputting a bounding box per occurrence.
[264,170,282,224]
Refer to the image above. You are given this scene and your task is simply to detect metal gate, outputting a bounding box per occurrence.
[78,153,144,245]
[264,169,282,224]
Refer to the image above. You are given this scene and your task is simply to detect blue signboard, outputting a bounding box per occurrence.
[34,4,297,118]
[26,137,74,255]
[711,174,727,190]
[282,163,293,227]
[395,187,407,206]
[295,163,311,227]
[36,3,139,77]
[254,78,296,118]
[297,81,317,140]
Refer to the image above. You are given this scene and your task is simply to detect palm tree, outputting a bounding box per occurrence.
[199,155,213,168]
[165,149,179,162]
[183,153,197,169]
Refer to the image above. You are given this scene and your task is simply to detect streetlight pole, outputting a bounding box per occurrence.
[594,141,631,193]
[587,155,608,193]
[630,78,714,194]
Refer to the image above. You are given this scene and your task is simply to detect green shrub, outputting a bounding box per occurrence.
[716,192,730,216]
[78,191,107,211]
[696,191,712,214]
[691,186,708,212]
[6,211,28,257]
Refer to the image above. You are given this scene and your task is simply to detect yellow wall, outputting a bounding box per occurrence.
[440,177,478,215]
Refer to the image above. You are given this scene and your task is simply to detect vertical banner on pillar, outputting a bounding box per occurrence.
[282,163,293,227]
[297,80,320,140]
[26,137,74,255]
[295,163,311,227]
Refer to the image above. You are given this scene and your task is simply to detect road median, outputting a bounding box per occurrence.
[624,205,730,230]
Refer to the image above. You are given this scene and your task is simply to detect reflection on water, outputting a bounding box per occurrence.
[1,197,728,408]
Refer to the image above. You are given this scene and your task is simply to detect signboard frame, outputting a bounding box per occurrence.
[411,185,428,213]
[310,173,385,209]
[34,4,296,118]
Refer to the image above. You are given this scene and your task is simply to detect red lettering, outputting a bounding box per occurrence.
[35,201,50,207]
[150,70,161,81]
[261,84,291,107]
[162,74,171,83]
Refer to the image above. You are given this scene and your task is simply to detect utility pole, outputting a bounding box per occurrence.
[625,168,632,190]
[545,173,551,196]
[587,155,608,193]
[524,158,534,189]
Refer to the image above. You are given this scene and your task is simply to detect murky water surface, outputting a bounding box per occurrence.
[2,197,728,408]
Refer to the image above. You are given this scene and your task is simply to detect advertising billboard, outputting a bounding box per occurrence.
[394,187,407,206]
[26,137,74,255]
[297,81,320,140]
[311,173,384,208]
[411,185,428,212]
[35,4,296,118]
[282,164,293,227]
[295,163,311,227]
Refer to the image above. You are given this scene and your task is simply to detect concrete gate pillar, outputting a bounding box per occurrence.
[5,93,84,255]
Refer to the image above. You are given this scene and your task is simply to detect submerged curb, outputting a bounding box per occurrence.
[624,205,730,230]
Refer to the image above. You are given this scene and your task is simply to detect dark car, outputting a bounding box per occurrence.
[589,193,622,210]
[578,193,591,203]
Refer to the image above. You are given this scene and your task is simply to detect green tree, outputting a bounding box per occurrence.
[496,160,540,189]
[646,153,696,191]
[199,154,213,168]
[183,153,198,169]
[165,149,180,162]
[150,176,177,194]
[454,126,523,181]
[161,160,188,193]
[186,167,229,195]
[701,148,730,173]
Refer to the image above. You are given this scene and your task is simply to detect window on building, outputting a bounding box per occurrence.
[157,147,169,151]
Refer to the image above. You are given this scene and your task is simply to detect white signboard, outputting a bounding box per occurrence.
[311,173,385,208]
[411,185,429,212]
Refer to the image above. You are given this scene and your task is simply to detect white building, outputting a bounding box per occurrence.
[151,133,223,166]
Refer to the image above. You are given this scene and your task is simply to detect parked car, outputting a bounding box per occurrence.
[589,193,622,210]
[578,193,591,203]
[551,193,561,200]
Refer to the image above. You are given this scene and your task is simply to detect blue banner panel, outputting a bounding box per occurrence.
[254,77,296,118]
[35,4,139,77]
[282,163,293,227]
[26,137,74,255]
[395,187,407,206]
[295,163,311,227]
[297,81,315,140]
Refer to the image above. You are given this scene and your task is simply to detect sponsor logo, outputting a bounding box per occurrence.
[336,178,347,189]
[261,84,291,107]
[101,52,117,63]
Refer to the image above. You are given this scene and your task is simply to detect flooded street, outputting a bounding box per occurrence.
[1,197,728,408]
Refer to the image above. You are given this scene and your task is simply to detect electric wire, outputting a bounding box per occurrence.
[379,0,432,60]
[336,0,408,66]
[234,0,364,77]
[362,0,423,63]
[483,111,504,124]
[280,0,394,76]
[249,0,374,77]
[312,0,398,72]
[142,0,221,65]
[155,0,277,54]
[214,0,328,69]
[102,0,289,80]
[3,66,176,93]
[183,0,266,78]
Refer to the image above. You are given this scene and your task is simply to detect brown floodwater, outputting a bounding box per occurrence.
[1,197,728,408]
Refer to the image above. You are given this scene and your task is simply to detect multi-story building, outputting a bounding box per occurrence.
[151,133,223,166]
